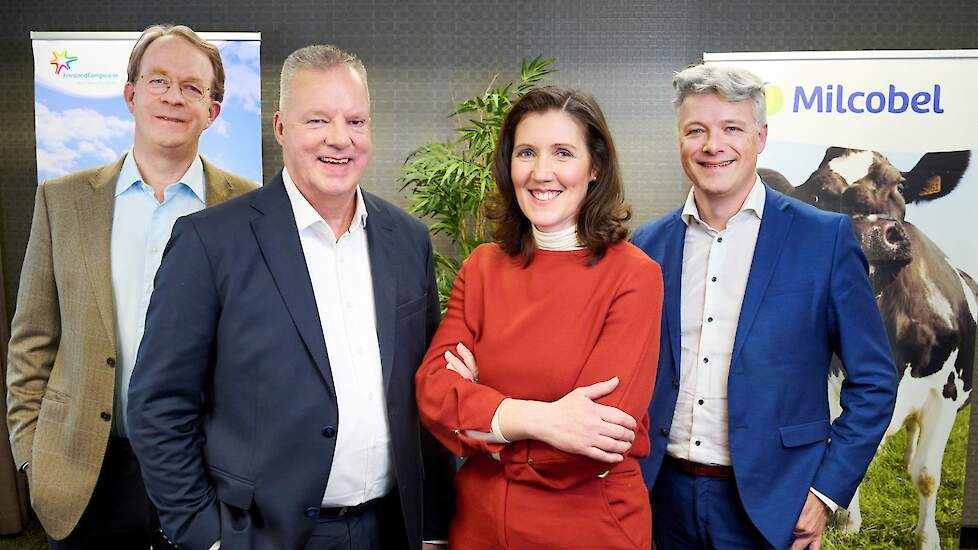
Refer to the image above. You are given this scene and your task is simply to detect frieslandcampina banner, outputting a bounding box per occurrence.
[706,50,977,550]
[31,31,263,185]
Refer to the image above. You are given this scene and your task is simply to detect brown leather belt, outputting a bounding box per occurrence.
[667,455,733,478]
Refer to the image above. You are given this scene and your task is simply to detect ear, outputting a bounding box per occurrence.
[756,123,768,154]
[817,147,854,170]
[206,101,222,127]
[273,111,286,147]
[124,81,136,115]
[902,150,970,204]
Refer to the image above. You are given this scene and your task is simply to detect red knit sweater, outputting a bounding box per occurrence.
[416,240,663,489]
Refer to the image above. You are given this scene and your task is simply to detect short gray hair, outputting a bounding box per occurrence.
[278,44,369,111]
[673,64,767,128]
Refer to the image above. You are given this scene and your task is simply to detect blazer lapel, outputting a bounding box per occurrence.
[661,213,688,379]
[249,173,336,396]
[76,156,125,351]
[730,186,794,370]
[362,193,398,392]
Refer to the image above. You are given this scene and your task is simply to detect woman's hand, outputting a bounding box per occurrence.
[444,343,478,382]
[498,377,636,463]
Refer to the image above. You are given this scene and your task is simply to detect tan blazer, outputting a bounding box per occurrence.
[5,154,257,539]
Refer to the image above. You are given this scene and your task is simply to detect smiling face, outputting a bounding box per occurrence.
[678,91,767,206]
[510,109,597,233]
[274,64,371,209]
[125,35,220,156]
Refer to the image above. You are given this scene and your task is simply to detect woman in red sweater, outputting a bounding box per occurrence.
[415,86,663,549]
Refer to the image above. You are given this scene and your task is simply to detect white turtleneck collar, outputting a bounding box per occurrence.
[532,224,583,251]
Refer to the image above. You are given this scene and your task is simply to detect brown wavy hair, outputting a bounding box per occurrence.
[486,86,631,265]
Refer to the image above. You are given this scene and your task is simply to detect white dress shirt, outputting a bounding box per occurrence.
[666,176,838,512]
[282,168,395,508]
[111,152,205,437]
[667,176,764,466]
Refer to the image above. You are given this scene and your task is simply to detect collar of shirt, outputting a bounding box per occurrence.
[114,150,205,202]
[282,167,368,239]
[681,174,766,231]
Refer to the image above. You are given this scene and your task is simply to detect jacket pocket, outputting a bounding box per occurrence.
[766,281,814,298]
[207,465,255,510]
[42,386,69,404]
[780,419,830,448]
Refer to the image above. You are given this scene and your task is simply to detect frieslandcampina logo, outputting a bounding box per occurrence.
[49,49,77,75]
[48,49,120,82]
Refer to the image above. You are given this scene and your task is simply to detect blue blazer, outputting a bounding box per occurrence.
[633,185,896,549]
[127,173,455,550]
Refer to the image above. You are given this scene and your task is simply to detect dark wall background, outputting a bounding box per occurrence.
[3,0,978,542]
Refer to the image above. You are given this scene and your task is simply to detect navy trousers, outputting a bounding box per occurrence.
[651,459,776,550]
[304,490,410,550]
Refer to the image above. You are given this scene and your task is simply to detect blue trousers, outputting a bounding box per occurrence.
[652,459,776,550]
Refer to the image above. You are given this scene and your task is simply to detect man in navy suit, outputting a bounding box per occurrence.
[127,44,454,550]
[633,64,896,549]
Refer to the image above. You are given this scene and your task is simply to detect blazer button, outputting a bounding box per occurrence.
[660,428,669,437]
[304,506,319,518]
[100,411,112,421]
[321,426,336,438]
[106,357,116,368]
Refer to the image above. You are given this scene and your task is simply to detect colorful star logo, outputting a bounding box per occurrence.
[50,49,78,75]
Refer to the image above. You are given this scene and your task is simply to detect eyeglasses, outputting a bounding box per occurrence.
[138,74,211,103]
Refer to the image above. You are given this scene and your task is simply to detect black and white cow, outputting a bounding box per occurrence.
[759,148,976,550]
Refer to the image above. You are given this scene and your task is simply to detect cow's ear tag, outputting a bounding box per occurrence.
[921,175,942,196]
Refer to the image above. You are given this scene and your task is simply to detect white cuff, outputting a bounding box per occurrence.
[462,404,510,444]
[209,540,220,550]
[490,406,511,443]
[810,487,839,513]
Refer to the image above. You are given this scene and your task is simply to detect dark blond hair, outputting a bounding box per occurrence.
[487,86,630,265]
[127,24,225,102]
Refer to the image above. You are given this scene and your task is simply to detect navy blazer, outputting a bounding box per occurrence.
[127,173,455,550]
[633,185,896,549]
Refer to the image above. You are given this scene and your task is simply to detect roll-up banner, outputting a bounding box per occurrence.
[31,31,262,184]
[705,50,977,549]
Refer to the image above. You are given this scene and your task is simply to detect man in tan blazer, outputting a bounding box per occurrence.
[6,24,257,549]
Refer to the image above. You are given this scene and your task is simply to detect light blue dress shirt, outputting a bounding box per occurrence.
[110,152,205,436]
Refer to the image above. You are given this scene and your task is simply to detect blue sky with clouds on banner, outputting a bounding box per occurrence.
[34,39,263,184]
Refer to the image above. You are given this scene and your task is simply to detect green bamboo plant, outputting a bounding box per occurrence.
[400,56,557,309]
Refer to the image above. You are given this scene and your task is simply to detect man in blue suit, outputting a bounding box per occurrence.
[633,64,896,549]
[127,44,454,550]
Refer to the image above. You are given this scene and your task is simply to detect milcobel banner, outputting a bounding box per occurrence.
[705,50,977,549]
[31,31,262,184]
